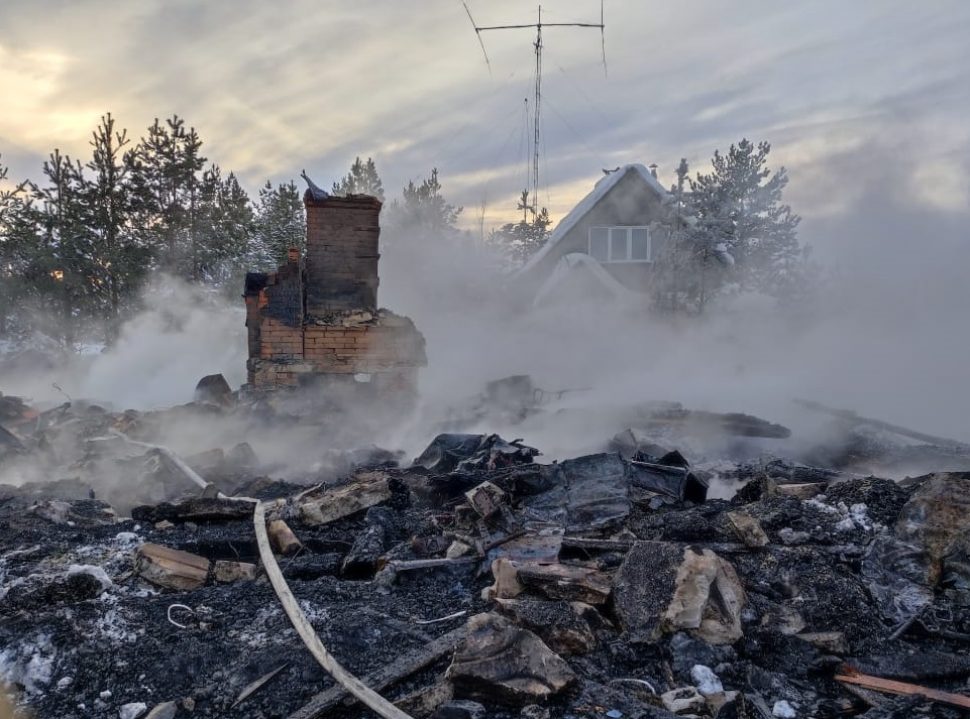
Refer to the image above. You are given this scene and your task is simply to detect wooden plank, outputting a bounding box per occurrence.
[836,668,970,710]
[298,472,392,526]
[562,536,635,552]
[135,543,210,591]
[288,626,467,719]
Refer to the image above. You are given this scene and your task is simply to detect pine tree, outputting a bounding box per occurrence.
[29,149,96,342]
[252,180,305,268]
[0,155,29,336]
[195,167,254,285]
[85,113,149,322]
[385,168,462,242]
[672,158,689,209]
[332,156,385,200]
[127,116,207,279]
[660,141,803,313]
[487,189,551,267]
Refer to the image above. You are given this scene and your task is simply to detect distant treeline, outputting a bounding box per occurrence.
[1,113,809,343]
[0,114,466,343]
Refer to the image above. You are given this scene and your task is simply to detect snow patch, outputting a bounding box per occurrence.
[690,664,723,696]
[95,595,141,644]
[119,701,147,719]
[778,528,809,545]
[68,564,113,590]
[299,599,331,626]
[114,532,140,547]
[0,633,57,695]
[772,699,797,718]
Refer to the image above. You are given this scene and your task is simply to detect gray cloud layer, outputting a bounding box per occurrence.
[2,1,967,228]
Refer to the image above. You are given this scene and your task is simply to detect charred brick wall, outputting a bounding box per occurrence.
[243,191,425,396]
[302,316,426,374]
[304,195,380,314]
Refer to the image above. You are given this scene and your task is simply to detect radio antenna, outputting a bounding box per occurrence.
[462,2,607,216]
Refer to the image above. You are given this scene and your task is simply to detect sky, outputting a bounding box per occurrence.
[2,0,970,444]
[1,0,968,247]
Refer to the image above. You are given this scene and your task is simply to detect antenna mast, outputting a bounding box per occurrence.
[463,2,606,217]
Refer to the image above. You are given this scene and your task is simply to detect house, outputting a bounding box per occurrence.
[515,164,679,305]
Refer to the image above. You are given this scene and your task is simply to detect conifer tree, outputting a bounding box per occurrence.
[196,167,254,284]
[30,149,94,342]
[85,113,148,321]
[332,156,384,200]
[127,116,207,278]
[252,180,305,267]
[659,141,803,312]
[0,155,29,336]
[385,168,462,242]
[487,189,551,266]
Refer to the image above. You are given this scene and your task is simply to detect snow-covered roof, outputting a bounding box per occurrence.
[533,252,645,307]
[519,164,669,274]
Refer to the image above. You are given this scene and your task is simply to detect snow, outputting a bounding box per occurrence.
[532,252,646,307]
[808,498,873,533]
[115,532,141,546]
[0,633,56,695]
[805,498,839,515]
[119,701,147,719]
[77,342,106,356]
[778,528,810,545]
[714,242,736,266]
[95,594,141,644]
[519,164,669,274]
[847,503,872,530]
[772,699,797,717]
[690,664,723,695]
[68,563,113,590]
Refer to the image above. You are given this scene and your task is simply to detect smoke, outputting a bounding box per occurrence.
[80,278,248,409]
[2,276,246,410]
[2,142,968,495]
[378,146,970,466]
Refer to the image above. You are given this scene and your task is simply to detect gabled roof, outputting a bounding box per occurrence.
[519,163,669,273]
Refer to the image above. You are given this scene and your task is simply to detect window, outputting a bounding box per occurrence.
[588,226,652,262]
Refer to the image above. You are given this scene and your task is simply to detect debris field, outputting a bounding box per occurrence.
[1,385,970,719]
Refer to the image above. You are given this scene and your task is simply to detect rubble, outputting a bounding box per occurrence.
[135,543,211,590]
[494,598,604,655]
[2,388,970,719]
[193,373,234,407]
[445,613,576,705]
[298,470,396,525]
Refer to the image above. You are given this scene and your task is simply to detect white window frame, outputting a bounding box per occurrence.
[588,226,652,263]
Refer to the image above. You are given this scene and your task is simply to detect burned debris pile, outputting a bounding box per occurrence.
[2,392,970,719]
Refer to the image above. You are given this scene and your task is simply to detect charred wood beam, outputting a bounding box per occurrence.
[288,626,467,719]
[835,667,970,710]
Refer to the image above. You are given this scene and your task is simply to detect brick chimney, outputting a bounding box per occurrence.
[303,193,381,315]
[243,182,424,396]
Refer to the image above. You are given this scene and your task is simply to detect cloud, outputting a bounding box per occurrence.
[0,0,967,237]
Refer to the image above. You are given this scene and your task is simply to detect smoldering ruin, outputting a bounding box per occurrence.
[2,182,970,719]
